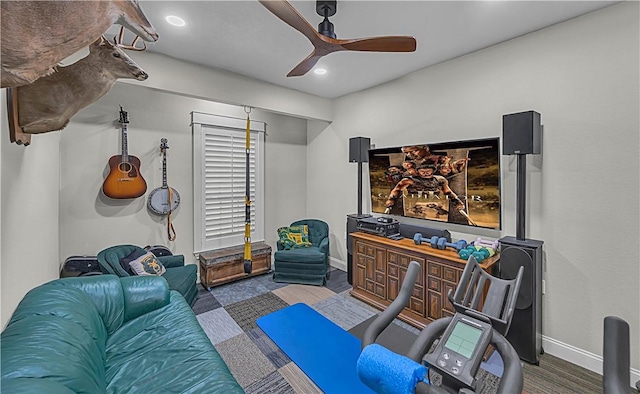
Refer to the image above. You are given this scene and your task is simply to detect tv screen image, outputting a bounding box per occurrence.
[368,138,501,230]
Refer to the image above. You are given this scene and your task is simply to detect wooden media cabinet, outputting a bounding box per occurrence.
[350,232,499,329]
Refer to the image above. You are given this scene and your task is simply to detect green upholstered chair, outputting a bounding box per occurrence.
[97,244,198,306]
[273,219,329,286]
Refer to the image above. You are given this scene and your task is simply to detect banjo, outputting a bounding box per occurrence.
[148,138,180,215]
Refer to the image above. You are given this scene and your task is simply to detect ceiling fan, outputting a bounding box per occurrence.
[259,0,417,77]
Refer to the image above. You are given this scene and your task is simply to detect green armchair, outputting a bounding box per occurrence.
[273,219,329,286]
[97,245,198,306]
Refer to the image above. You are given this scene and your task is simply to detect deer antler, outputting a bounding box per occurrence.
[113,26,146,51]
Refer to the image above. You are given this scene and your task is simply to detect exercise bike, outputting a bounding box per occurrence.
[357,256,525,394]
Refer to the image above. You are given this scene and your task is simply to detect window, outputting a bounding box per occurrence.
[192,112,265,253]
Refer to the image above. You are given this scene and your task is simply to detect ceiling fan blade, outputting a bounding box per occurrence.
[339,36,417,52]
[287,51,324,77]
[258,0,320,43]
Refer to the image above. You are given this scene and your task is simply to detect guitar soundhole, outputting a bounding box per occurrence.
[118,162,132,173]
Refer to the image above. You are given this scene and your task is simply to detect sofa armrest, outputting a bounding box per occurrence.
[318,237,329,255]
[158,254,184,268]
[120,276,171,322]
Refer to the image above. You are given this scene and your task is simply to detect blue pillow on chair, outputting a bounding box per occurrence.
[119,248,146,275]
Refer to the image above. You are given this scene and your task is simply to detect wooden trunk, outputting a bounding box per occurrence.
[199,242,272,289]
[350,232,498,329]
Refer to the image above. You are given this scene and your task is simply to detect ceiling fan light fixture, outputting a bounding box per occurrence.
[165,15,186,27]
[314,68,327,75]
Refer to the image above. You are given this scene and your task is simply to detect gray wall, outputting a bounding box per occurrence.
[307,2,639,373]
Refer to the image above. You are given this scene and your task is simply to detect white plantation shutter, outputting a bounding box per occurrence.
[192,112,265,252]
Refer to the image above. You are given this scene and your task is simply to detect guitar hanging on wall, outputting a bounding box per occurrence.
[102,106,147,199]
[148,138,180,240]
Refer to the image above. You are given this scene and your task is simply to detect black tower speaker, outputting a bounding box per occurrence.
[346,214,360,285]
[499,236,544,364]
[349,137,370,163]
[503,110,541,155]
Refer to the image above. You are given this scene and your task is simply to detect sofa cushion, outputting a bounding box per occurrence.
[129,252,167,276]
[274,246,326,262]
[8,284,108,352]
[51,275,126,335]
[120,276,171,323]
[1,315,106,393]
[105,292,243,393]
[0,377,77,393]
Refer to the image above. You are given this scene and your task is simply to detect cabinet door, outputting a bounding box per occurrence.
[355,240,386,299]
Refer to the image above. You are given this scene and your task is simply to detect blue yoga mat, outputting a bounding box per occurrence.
[257,303,375,394]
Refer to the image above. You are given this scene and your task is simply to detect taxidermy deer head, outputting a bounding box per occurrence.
[1,0,158,88]
[11,33,148,135]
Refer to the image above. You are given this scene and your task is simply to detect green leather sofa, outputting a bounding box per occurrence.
[1,275,243,393]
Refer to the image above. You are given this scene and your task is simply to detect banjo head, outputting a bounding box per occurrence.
[148,187,180,214]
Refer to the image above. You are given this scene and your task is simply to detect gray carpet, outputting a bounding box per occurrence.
[191,268,610,394]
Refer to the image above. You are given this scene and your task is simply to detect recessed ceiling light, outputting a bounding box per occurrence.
[166,15,186,27]
[314,68,327,75]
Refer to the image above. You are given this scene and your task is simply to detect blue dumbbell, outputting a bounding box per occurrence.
[413,233,439,248]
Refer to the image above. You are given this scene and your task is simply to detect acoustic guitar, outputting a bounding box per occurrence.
[102,107,147,199]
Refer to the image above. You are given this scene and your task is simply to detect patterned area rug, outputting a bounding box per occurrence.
[192,268,421,393]
[191,268,606,394]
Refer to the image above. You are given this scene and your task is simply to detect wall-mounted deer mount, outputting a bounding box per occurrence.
[7,31,148,146]
[1,0,158,88]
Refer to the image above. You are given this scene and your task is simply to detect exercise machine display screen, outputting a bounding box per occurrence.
[443,321,482,359]
[422,313,493,390]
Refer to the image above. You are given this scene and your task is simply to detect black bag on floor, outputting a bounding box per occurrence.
[144,245,173,257]
[60,256,102,278]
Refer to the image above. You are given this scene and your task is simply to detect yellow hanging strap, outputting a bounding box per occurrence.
[243,106,252,274]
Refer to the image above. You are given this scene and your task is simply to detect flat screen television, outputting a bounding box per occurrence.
[368,138,501,230]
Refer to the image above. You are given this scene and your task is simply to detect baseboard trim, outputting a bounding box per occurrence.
[543,335,640,389]
[329,257,347,272]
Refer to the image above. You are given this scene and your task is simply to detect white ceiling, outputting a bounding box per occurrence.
[130,1,617,99]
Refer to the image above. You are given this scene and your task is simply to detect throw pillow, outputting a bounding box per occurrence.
[119,248,146,275]
[277,225,312,250]
[129,252,166,276]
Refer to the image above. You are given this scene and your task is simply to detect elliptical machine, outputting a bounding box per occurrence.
[358,256,525,394]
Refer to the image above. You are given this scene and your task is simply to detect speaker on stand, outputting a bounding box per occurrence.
[500,110,544,364]
[499,236,544,364]
[347,137,372,285]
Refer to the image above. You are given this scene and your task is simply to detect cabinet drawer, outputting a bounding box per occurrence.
[443,266,458,282]
[388,263,399,278]
[427,276,441,292]
[410,297,425,315]
[357,242,376,257]
[428,261,442,278]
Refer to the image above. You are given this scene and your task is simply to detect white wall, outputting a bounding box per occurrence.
[1,91,61,327]
[308,2,639,375]
[57,82,308,264]
[1,80,309,328]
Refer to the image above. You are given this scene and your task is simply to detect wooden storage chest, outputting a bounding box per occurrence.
[199,242,272,289]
